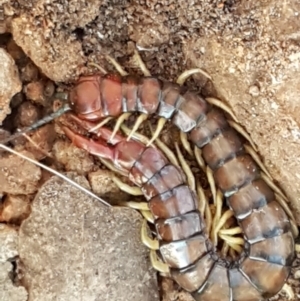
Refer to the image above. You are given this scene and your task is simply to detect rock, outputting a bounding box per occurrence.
[0,150,41,195]
[0,194,31,223]
[0,48,22,124]
[11,16,85,82]
[18,174,159,301]
[88,169,130,204]
[22,124,56,161]
[14,101,41,128]
[0,262,28,301]
[0,223,18,262]
[52,140,95,175]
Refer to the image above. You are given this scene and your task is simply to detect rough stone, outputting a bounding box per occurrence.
[0,48,21,124]
[18,174,159,301]
[88,169,131,204]
[0,223,18,262]
[11,16,85,82]
[52,139,95,175]
[0,150,41,195]
[0,194,31,223]
[0,262,28,301]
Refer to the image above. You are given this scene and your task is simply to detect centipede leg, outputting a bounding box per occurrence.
[118,201,149,211]
[110,112,132,143]
[176,68,212,85]
[206,166,217,204]
[141,210,155,223]
[228,120,258,151]
[150,249,170,274]
[179,131,193,156]
[111,176,143,196]
[132,49,151,76]
[194,146,205,171]
[244,144,272,178]
[141,219,159,250]
[146,118,168,147]
[174,142,195,191]
[105,54,128,76]
[126,113,148,141]
[87,62,108,74]
[206,97,239,123]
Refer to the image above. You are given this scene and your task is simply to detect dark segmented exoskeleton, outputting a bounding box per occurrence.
[56,52,297,300]
[61,111,294,301]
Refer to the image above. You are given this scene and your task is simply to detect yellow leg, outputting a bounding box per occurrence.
[206,166,217,205]
[179,131,193,156]
[211,190,225,246]
[221,241,230,258]
[148,122,179,167]
[111,177,143,196]
[194,146,205,171]
[219,227,243,236]
[98,157,128,177]
[141,219,159,250]
[88,117,113,133]
[174,142,195,191]
[109,112,131,143]
[141,210,155,224]
[146,118,168,147]
[118,201,149,211]
[205,202,213,236]
[149,249,170,274]
[196,181,207,216]
[120,123,154,146]
[87,62,108,74]
[132,49,151,76]
[244,144,271,178]
[176,68,212,86]
[126,113,148,141]
[228,120,258,151]
[219,234,244,247]
[260,173,288,203]
[105,54,128,76]
[206,97,238,123]
[290,219,299,239]
[213,209,234,238]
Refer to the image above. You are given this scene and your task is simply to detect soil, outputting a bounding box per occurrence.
[0,0,300,300]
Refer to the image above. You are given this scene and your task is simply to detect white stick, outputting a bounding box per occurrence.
[0,143,112,208]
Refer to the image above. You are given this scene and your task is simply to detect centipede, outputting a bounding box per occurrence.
[0,51,298,301]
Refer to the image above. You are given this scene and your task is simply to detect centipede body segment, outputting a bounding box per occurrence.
[60,65,296,301]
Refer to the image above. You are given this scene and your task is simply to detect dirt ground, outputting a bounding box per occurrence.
[0,0,300,300]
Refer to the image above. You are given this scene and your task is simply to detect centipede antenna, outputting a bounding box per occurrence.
[0,144,112,208]
[0,103,72,145]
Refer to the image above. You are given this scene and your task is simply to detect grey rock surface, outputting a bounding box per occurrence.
[0,262,28,301]
[18,173,159,301]
[0,224,28,301]
[0,223,18,262]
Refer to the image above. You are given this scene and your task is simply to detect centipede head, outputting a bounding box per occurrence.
[69,75,103,121]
